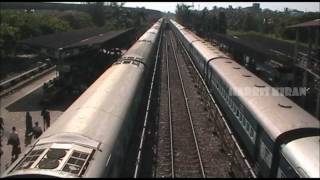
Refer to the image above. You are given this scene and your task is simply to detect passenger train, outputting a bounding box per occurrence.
[169,19,319,178]
[1,18,163,178]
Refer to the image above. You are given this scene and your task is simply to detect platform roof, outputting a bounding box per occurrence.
[287,19,320,28]
[20,27,134,50]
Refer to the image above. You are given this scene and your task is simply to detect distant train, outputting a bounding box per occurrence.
[1,18,163,178]
[169,19,319,178]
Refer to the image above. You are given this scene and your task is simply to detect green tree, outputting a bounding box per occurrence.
[0,10,72,57]
[58,11,94,29]
[208,13,218,38]
[176,3,193,28]
[242,13,259,31]
[0,24,19,56]
[199,7,209,37]
[86,2,105,27]
[38,15,71,34]
[218,11,227,34]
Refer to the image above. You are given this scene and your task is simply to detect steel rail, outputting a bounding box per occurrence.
[133,28,163,178]
[168,31,206,178]
[165,33,175,178]
[174,30,257,178]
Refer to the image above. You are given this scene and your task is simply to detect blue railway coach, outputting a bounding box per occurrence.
[169,19,319,178]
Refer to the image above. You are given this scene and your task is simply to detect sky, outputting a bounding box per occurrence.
[58,2,319,13]
[122,2,320,13]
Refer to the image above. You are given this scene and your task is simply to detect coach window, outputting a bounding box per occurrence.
[226,88,230,97]
[226,95,229,105]
[250,127,255,139]
[228,100,232,110]
[226,90,228,100]
[123,60,131,64]
[231,96,234,105]
[236,109,240,118]
[246,122,251,132]
[229,101,233,111]
[195,51,199,60]
[242,118,246,127]
[232,103,236,113]
[235,106,239,115]
[224,89,228,100]
[16,149,46,170]
[132,61,140,67]
[264,147,272,167]
[241,115,245,123]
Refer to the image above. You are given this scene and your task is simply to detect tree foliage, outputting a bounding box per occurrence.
[102,2,151,37]
[176,4,193,29]
[0,10,72,57]
[175,4,320,44]
[176,4,228,36]
[57,11,94,29]
[0,4,162,57]
[85,2,105,27]
[218,11,227,34]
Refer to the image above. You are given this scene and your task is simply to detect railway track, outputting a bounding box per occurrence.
[133,25,164,178]
[175,31,256,178]
[155,27,253,178]
[156,28,205,178]
[155,28,204,177]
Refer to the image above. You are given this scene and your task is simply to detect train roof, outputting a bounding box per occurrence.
[138,31,158,43]
[3,141,95,178]
[173,21,229,62]
[192,40,229,61]
[126,39,157,65]
[179,29,198,43]
[209,52,319,140]
[3,62,146,177]
[124,22,160,65]
[2,18,163,178]
[281,136,320,177]
[170,19,319,140]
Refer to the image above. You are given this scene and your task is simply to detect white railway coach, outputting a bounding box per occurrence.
[1,18,163,178]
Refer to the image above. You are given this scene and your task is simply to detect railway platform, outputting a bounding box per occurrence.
[0,26,138,176]
[0,70,67,174]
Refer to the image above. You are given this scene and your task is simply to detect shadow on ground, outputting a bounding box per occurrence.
[6,86,76,112]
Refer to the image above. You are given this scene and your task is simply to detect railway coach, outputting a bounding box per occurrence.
[1,18,163,178]
[169,19,319,178]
